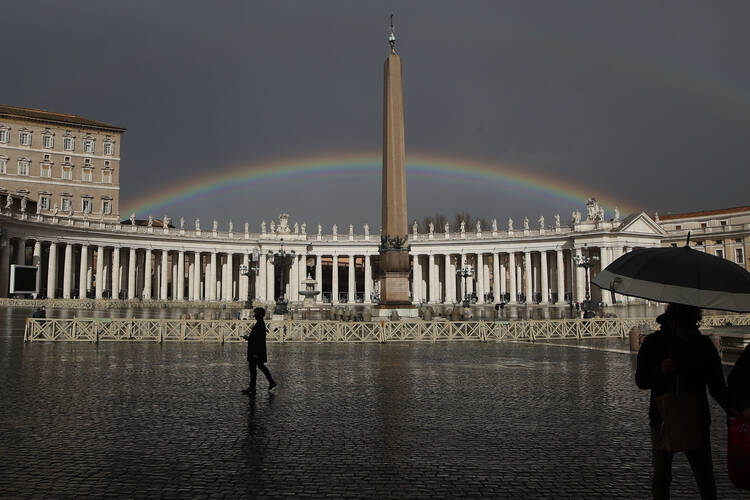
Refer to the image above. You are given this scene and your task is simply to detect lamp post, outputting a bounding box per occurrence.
[239,247,260,309]
[457,264,473,307]
[266,239,295,315]
[573,246,599,318]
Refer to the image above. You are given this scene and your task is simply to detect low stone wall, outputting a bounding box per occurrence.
[0,297,248,310]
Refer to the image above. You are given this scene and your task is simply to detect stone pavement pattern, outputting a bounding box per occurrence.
[0,308,747,498]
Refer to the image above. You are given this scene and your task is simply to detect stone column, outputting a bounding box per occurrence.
[46,243,57,298]
[95,245,104,299]
[256,253,266,302]
[111,247,120,300]
[426,254,435,303]
[492,253,500,303]
[508,253,517,302]
[499,253,506,299]
[266,254,275,302]
[176,250,184,301]
[240,253,249,303]
[160,250,169,300]
[459,253,467,301]
[364,255,372,303]
[16,238,26,265]
[289,254,298,302]
[209,252,217,301]
[476,253,485,303]
[575,247,585,302]
[412,254,422,304]
[447,254,456,303]
[62,243,72,298]
[315,254,322,303]
[225,252,233,300]
[611,246,624,303]
[127,248,136,299]
[540,250,549,305]
[348,255,355,303]
[0,237,10,297]
[556,249,565,303]
[192,252,201,301]
[143,249,152,300]
[331,254,338,304]
[599,247,611,305]
[524,251,533,303]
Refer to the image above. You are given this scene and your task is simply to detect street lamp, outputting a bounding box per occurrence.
[573,246,599,318]
[239,247,260,309]
[266,239,295,315]
[457,264,473,307]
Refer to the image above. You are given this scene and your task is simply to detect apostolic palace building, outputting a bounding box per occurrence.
[0,105,748,308]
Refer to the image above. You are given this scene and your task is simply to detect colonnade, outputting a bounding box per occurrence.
[0,234,641,306]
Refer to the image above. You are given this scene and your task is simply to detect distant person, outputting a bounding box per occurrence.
[635,303,728,500]
[729,344,750,419]
[241,307,276,395]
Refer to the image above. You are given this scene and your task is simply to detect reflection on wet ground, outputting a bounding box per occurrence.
[0,306,742,498]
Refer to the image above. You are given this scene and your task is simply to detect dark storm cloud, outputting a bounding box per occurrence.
[2,0,749,228]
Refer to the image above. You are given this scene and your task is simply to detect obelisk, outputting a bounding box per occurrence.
[379,17,411,305]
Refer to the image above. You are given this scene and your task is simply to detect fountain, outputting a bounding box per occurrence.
[299,273,320,307]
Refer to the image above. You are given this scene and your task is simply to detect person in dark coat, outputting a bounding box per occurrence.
[241,307,276,394]
[729,344,750,419]
[635,303,729,500]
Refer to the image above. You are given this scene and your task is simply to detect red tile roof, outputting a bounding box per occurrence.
[658,206,750,221]
[0,104,126,132]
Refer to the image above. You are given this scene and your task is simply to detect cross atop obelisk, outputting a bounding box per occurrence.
[379,15,411,305]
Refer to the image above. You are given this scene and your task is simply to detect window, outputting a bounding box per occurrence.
[61,198,71,212]
[720,220,727,226]
[675,225,681,230]
[17,159,29,176]
[82,198,92,213]
[42,134,54,149]
[40,165,51,178]
[19,130,31,146]
[83,139,94,153]
[82,168,92,182]
[670,243,677,247]
[103,142,114,156]
[39,196,50,211]
[102,169,112,184]
[737,248,745,265]
[0,156,6,174]
[700,222,707,229]
[43,153,51,161]
[716,249,724,259]
[84,158,91,166]
[103,160,110,168]
[63,136,74,151]
[64,156,71,163]
[0,127,8,144]
[61,166,72,180]
[102,200,112,215]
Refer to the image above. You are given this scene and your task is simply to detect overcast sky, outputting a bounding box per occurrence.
[2,1,749,230]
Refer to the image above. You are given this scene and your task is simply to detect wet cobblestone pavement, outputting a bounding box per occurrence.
[1,308,747,498]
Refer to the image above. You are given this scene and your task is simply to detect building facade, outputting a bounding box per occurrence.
[0,205,666,306]
[0,105,125,223]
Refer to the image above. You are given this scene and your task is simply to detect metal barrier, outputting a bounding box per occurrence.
[23,315,749,344]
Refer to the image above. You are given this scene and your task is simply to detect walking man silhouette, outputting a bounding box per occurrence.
[242,307,276,395]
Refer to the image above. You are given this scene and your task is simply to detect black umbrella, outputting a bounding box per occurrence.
[592,242,750,312]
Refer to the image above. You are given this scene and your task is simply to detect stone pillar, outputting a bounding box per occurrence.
[0,237,10,297]
[314,254,322,303]
[412,254,422,304]
[575,247,585,302]
[209,252,217,301]
[499,253,506,299]
[331,255,339,304]
[240,253,249,303]
[348,255,355,303]
[611,246,624,303]
[256,253,266,302]
[127,248,136,300]
[111,247,120,300]
[458,253,467,301]
[266,254,275,302]
[289,254,298,302]
[540,250,549,305]
[16,238,26,265]
[62,243,72,298]
[225,252,233,300]
[364,255,372,303]
[176,250,184,301]
[476,253,485,303]
[492,253,500,304]
[425,254,434,303]
[192,252,201,301]
[447,254,456,303]
[95,245,104,299]
[160,250,168,300]
[524,251,533,303]
[143,249,152,300]
[556,249,565,303]
[599,247,611,305]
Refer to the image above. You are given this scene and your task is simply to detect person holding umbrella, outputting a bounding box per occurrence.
[593,234,750,499]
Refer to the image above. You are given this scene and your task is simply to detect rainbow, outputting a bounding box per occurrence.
[121,152,638,217]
